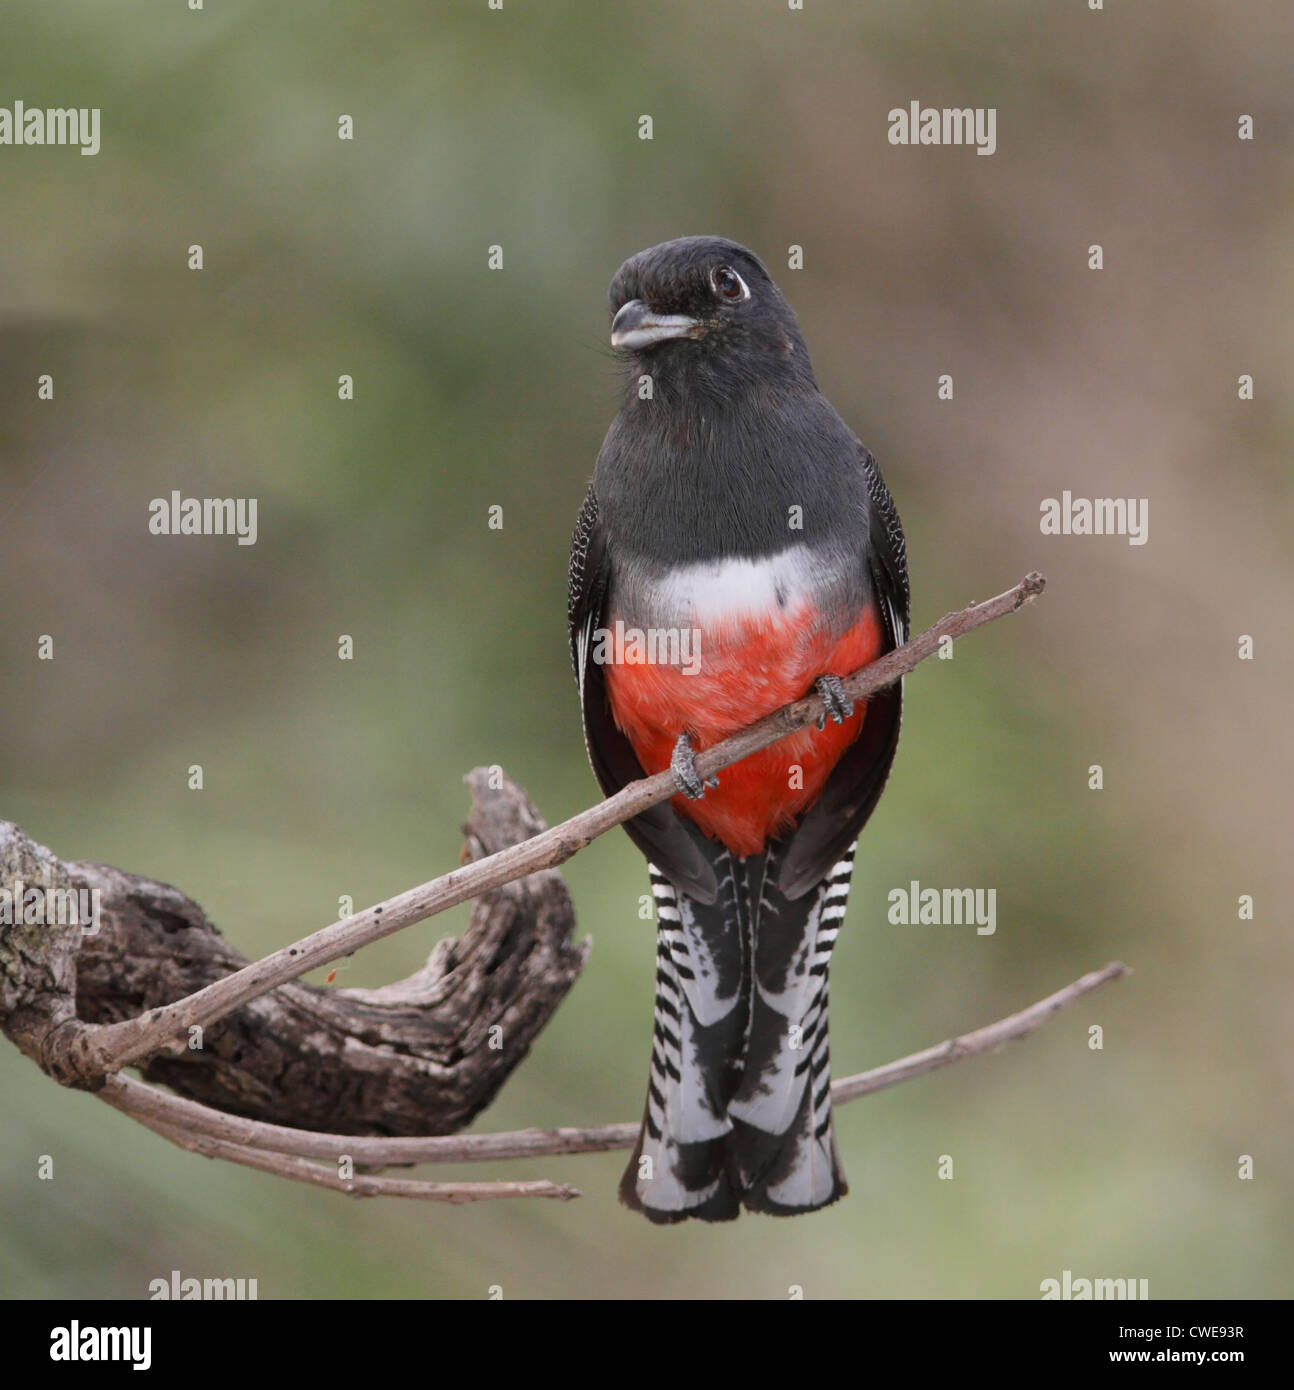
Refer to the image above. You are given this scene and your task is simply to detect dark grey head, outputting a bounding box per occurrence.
[607,236,815,395]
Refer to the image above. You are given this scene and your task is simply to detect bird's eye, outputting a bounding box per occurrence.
[711,265,749,302]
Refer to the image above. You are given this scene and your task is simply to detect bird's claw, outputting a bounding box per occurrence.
[814,674,855,729]
[670,733,715,800]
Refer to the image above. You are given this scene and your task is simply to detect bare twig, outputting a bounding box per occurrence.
[829,959,1128,1102]
[100,956,1120,1177]
[83,571,1046,1078]
[128,1109,579,1203]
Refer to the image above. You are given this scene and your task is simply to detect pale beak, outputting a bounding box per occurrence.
[610,299,700,350]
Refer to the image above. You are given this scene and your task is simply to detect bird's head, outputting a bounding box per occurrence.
[607,236,813,393]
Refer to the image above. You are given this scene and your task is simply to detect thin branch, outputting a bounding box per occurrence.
[127,1109,580,1203]
[828,958,1128,1102]
[85,570,1046,1078]
[101,956,1120,1174]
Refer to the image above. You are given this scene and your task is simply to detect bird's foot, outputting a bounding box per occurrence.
[814,674,855,730]
[670,732,717,800]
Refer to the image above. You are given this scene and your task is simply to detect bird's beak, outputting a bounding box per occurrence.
[610,299,700,350]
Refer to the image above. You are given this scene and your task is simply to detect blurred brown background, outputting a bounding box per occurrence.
[1,0,1290,1298]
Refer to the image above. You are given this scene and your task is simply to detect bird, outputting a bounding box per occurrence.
[568,236,909,1222]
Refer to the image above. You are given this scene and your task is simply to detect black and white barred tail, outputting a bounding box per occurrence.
[620,845,856,1222]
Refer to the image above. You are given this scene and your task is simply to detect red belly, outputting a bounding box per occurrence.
[604,604,883,856]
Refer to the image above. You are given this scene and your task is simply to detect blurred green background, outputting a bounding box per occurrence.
[2,0,1290,1299]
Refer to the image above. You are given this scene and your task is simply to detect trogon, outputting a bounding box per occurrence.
[568,236,909,1222]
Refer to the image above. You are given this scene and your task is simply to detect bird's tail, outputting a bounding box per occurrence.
[619,858,748,1222]
[621,846,854,1222]
[726,844,854,1215]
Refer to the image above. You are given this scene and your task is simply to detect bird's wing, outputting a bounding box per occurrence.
[776,444,910,900]
[568,482,720,904]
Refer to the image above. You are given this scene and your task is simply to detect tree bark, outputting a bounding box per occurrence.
[0,770,588,1136]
